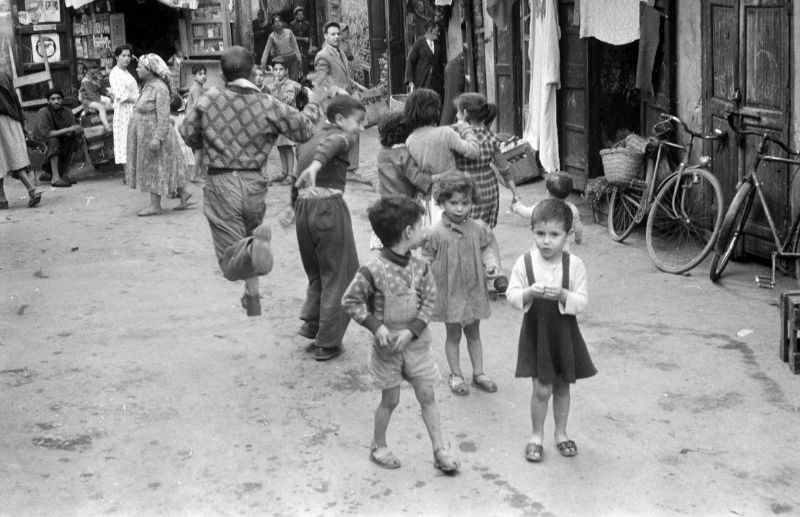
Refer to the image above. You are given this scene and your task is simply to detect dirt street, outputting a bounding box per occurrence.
[2,127,799,517]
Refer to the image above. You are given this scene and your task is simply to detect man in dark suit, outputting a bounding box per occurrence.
[404,23,446,97]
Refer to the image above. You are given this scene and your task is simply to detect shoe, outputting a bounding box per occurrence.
[303,342,317,353]
[314,346,343,361]
[471,373,498,393]
[556,440,578,457]
[240,293,262,317]
[251,224,273,275]
[525,442,543,462]
[298,321,319,339]
[433,448,460,474]
[51,179,72,187]
[370,446,401,469]
[137,207,162,216]
[174,192,195,211]
[448,374,469,396]
[27,191,42,208]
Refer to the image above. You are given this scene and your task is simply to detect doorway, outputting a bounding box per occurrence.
[117,0,181,60]
[703,0,791,257]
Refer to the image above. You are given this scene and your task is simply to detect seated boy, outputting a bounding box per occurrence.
[342,195,460,474]
[79,66,112,132]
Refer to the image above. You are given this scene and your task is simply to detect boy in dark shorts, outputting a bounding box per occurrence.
[342,195,460,473]
[294,95,365,361]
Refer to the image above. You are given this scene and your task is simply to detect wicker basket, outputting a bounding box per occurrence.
[600,147,644,183]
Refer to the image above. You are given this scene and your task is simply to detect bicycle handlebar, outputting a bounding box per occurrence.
[726,111,799,156]
[656,113,726,141]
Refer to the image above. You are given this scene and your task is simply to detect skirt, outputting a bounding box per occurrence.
[0,114,30,178]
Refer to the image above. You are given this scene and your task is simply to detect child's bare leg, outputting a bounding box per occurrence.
[552,379,571,443]
[373,386,400,448]
[244,276,259,296]
[530,378,553,445]
[279,146,295,180]
[413,383,444,451]
[444,323,463,377]
[463,320,484,375]
[91,102,111,131]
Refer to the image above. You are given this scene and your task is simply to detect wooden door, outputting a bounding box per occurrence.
[384,0,405,94]
[557,0,590,190]
[703,0,791,257]
[494,1,521,134]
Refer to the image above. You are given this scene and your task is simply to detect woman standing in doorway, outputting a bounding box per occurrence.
[126,53,191,216]
[109,45,139,166]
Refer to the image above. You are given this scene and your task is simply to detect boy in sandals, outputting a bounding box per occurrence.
[342,196,460,473]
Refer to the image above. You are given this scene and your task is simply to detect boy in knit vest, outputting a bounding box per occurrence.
[294,95,366,361]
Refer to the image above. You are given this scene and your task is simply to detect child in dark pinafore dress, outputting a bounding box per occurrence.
[507,198,597,463]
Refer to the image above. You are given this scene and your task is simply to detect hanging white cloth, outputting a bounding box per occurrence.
[523,0,560,173]
[579,0,639,45]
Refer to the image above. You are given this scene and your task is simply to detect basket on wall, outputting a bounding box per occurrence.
[600,146,644,184]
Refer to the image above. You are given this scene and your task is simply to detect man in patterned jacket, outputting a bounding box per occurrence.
[180,46,325,317]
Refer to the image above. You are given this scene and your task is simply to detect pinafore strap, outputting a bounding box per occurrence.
[523,252,571,288]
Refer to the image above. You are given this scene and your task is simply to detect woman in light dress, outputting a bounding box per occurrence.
[108,44,139,165]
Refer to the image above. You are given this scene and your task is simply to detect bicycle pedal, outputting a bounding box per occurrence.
[755,275,776,289]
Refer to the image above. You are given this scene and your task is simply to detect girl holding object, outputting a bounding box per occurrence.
[506,199,597,463]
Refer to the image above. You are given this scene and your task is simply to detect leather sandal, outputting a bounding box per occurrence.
[28,190,42,208]
[472,373,498,393]
[556,440,578,457]
[433,448,460,474]
[525,442,543,462]
[448,374,469,396]
[370,446,401,469]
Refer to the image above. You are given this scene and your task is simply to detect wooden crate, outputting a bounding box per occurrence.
[779,290,800,374]
[502,141,541,185]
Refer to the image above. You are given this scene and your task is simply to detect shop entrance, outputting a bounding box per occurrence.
[117,0,181,60]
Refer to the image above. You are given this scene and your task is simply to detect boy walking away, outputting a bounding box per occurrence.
[506,199,597,462]
[342,196,460,474]
[180,46,326,317]
[294,95,366,361]
[511,172,583,247]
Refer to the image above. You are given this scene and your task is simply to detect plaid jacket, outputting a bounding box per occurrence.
[179,79,321,170]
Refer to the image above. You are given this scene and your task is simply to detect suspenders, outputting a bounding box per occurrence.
[523,252,570,288]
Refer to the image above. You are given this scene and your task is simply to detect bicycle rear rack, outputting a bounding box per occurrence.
[756,251,800,289]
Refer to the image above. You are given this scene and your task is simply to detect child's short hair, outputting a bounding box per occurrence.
[368,196,425,247]
[377,111,409,147]
[325,94,366,123]
[455,92,496,125]
[270,55,287,67]
[531,198,573,232]
[434,171,478,206]
[191,64,207,75]
[545,172,573,200]
[404,88,441,131]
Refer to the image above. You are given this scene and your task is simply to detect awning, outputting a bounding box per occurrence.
[65,0,198,9]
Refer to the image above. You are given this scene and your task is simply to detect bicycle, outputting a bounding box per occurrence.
[607,114,726,273]
[709,112,800,288]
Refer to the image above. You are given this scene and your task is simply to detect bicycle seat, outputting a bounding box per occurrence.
[698,155,712,167]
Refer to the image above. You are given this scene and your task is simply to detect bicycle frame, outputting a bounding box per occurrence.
[634,138,687,224]
[745,155,800,288]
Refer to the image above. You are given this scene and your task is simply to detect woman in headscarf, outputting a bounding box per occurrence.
[109,44,139,166]
[126,53,192,216]
[0,71,41,208]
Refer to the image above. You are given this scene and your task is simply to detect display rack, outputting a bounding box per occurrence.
[187,0,232,56]
[72,11,124,69]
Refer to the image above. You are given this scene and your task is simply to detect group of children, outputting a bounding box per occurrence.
[284,86,596,474]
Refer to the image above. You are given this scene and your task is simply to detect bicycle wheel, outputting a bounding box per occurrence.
[645,168,724,274]
[607,183,643,242]
[709,181,754,282]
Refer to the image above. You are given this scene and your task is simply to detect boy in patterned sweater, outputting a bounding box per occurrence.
[342,195,460,474]
[179,46,325,317]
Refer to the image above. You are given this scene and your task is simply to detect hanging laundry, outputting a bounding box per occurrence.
[523,0,560,173]
[636,3,662,96]
[579,0,639,45]
[487,0,512,30]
